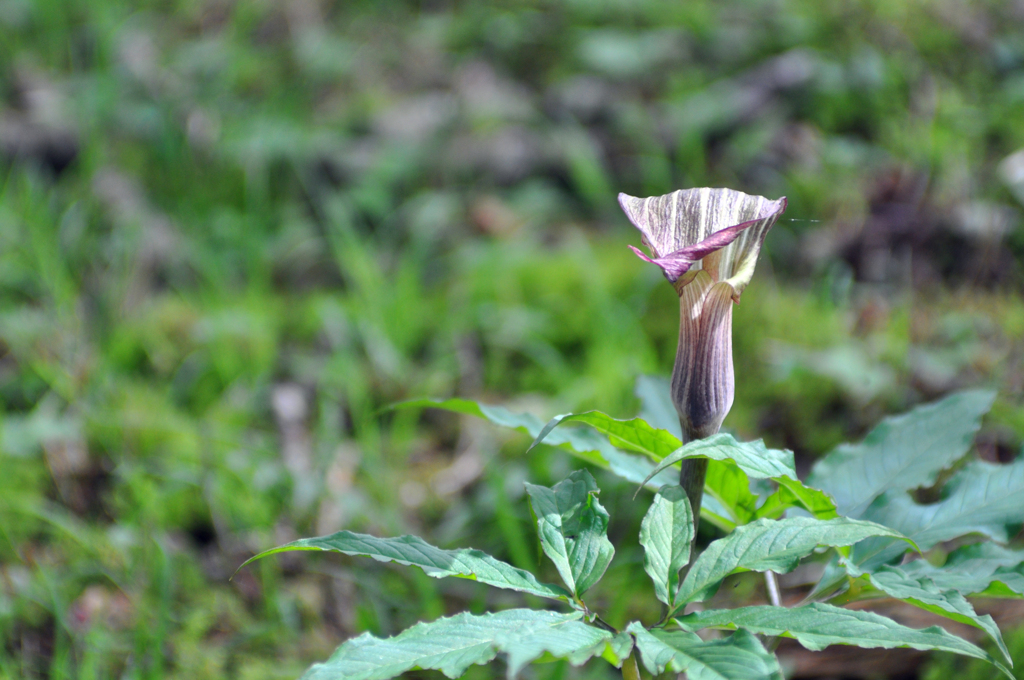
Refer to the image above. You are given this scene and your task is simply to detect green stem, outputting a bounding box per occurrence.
[622,653,642,680]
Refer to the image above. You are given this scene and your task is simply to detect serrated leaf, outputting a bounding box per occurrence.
[525,470,614,597]
[899,543,1024,597]
[755,477,839,521]
[396,398,738,531]
[599,632,635,668]
[301,609,611,680]
[640,433,796,488]
[706,459,836,526]
[703,458,760,526]
[842,562,1011,665]
[640,485,694,606]
[674,517,906,607]
[542,411,832,525]
[974,573,1024,598]
[635,375,681,439]
[627,623,782,680]
[531,411,682,461]
[874,455,1024,546]
[240,531,571,603]
[701,495,740,530]
[696,493,737,531]
[807,555,850,601]
[806,390,995,517]
[677,603,1012,679]
[853,453,1024,570]
[395,398,678,491]
[630,376,830,523]
[946,542,1024,570]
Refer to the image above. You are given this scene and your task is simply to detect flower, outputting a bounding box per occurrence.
[619,188,787,441]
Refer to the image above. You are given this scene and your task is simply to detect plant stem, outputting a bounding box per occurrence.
[765,571,782,607]
[622,653,641,680]
[678,457,708,529]
[593,615,618,634]
[678,419,709,544]
[764,550,784,653]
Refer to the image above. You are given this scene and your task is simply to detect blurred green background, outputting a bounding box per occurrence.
[1,0,1023,678]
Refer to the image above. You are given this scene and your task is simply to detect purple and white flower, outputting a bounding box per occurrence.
[619,188,787,441]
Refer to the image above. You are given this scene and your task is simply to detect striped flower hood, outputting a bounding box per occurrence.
[619,188,787,441]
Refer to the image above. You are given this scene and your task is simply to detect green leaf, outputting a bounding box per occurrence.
[635,375,681,439]
[708,458,836,526]
[640,433,797,487]
[843,562,1011,665]
[396,398,742,530]
[899,543,1024,597]
[395,399,770,532]
[677,603,1012,679]
[854,453,1024,570]
[627,377,830,523]
[975,575,1024,598]
[674,517,907,606]
[640,485,694,606]
[806,390,995,517]
[600,632,635,669]
[395,398,678,490]
[239,531,571,603]
[807,555,850,601]
[873,456,1024,546]
[754,477,839,521]
[525,470,615,597]
[627,623,782,680]
[532,411,682,461]
[945,542,1024,571]
[703,458,760,526]
[694,493,737,532]
[532,411,831,526]
[301,609,611,680]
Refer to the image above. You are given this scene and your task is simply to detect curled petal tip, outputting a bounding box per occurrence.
[628,245,695,283]
[627,244,653,261]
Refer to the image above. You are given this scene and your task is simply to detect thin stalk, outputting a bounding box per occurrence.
[765,571,782,607]
[666,448,708,624]
[622,654,641,680]
[678,457,708,536]
[763,535,784,654]
[678,420,709,551]
[592,615,618,634]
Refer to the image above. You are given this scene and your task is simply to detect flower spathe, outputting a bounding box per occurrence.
[619,188,787,442]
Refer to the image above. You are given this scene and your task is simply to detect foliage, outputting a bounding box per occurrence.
[805,390,996,517]
[924,624,1024,680]
[246,388,1024,678]
[238,532,572,603]
[299,609,613,680]
[2,0,1024,677]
